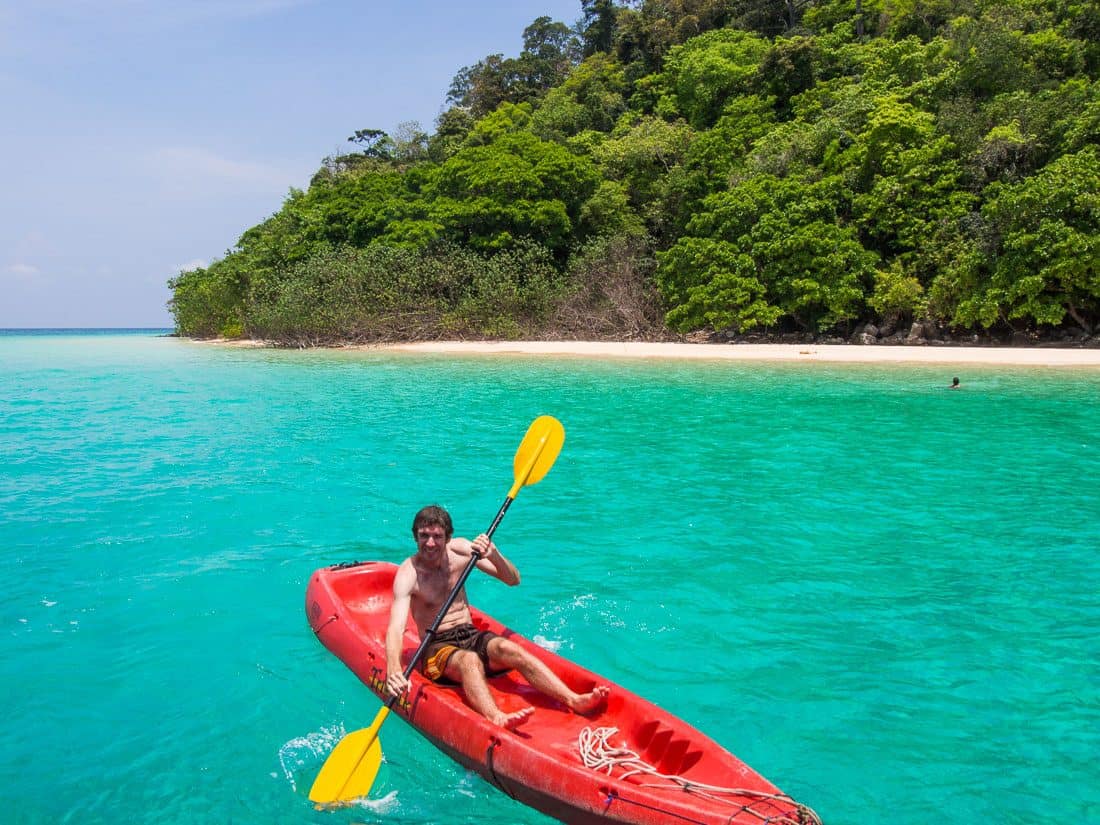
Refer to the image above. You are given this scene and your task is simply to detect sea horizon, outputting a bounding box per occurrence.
[0,326,173,331]
[7,327,1100,368]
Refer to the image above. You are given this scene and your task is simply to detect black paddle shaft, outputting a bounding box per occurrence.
[388,496,516,707]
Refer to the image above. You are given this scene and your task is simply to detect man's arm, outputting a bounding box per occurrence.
[469,533,520,586]
[385,562,415,696]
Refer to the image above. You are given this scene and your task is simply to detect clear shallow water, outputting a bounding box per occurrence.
[1,331,1097,824]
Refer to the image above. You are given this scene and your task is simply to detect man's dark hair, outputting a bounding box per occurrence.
[412,504,454,539]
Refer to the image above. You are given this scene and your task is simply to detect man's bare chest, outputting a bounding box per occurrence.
[414,566,461,607]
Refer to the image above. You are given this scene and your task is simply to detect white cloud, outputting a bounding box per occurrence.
[3,262,42,279]
[144,145,300,197]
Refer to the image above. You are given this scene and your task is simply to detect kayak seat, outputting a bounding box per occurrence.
[656,738,703,775]
[633,720,703,776]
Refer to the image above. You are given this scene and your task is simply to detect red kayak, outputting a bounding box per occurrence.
[306,561,821,825]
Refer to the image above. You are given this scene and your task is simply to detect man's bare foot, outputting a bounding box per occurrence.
[492,706,534,729]
[568,685,609,715]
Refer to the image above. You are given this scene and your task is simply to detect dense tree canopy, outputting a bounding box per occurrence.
[170,0,1100,345]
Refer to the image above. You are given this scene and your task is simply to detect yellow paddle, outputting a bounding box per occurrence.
[308,415,566,805]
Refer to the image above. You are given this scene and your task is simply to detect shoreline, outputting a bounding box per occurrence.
[203,338,1100,367]
[387,340,1100,366]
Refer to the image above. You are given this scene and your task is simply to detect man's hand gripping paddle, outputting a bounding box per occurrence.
[308,415,565,806]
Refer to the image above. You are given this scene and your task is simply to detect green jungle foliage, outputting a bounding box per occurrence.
[169,0,1100,344]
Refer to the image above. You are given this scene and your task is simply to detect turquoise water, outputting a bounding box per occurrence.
[2,331,1097,825]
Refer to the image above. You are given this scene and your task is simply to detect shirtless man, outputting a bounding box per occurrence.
[384,504,609,730]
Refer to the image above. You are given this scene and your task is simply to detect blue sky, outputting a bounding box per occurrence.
[0,0,584,327]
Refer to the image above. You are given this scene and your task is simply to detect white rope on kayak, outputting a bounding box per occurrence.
[577,726,822,825]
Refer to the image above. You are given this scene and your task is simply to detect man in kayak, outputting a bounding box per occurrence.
[384,504,609,730]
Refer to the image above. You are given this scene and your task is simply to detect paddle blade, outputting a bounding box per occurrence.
[308,707,388,804]
[512,415,565,489]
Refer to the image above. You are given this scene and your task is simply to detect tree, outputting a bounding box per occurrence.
[1059,81,1100,153]
[658,236,782,332]
[591,113,695,239]
[348,128,394,160]
[582,0,619,56]
[732,0,815,36]
[429,107,476,161]
[659,174,875,333]
[751,206,873,331]
[426,131,600,255]
[676,94,777,206]
[759,36,818,116]
[615,0,741,78]
[521,15,582,89]
[836,97,976,284]
[447,55,512,118]
[167,263,247,338]
[957,147,1100,331]
[390,121,429,163]
[883,0,973,41]
[446,17,581,118]
[870,262,926,324]
[530,53,630,140]
[463,102,533,146]
[654,29,770,129]
[304,167,423,248]
[802,0,885,38]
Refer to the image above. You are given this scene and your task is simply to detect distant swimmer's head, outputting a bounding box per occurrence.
[951,377,960,388]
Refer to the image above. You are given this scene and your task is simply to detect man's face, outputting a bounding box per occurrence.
[416,524,448,556]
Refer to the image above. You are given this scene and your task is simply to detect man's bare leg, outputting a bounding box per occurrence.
[568,684,610,714]
[450,650,533,729]
[491,640,609,715]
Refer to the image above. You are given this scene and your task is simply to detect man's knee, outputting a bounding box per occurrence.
[452,650,486,678]
[488,638,528,668]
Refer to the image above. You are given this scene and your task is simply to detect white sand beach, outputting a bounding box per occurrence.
[380,340,1100,367]
[202,336,1100,366]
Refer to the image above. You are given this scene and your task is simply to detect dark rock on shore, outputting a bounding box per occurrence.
[716,323,1100,348]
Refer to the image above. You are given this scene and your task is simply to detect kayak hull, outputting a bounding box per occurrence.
[306,561,817,825]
